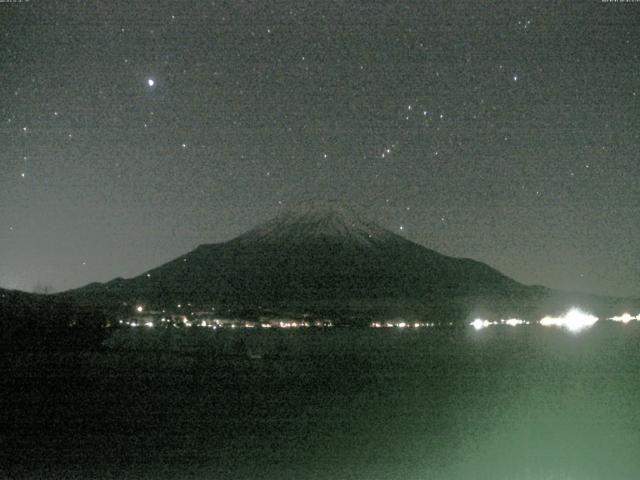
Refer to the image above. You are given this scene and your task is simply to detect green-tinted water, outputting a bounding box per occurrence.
[3,324,640,479]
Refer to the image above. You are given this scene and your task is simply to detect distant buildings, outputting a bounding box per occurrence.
[118,307,334,330]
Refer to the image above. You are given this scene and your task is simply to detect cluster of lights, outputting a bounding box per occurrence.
[278,321,308,328]
[471,311,640,332]
[503,318,526,327]
[127,307,638,333]
[470,318,529,330]
[471,319,493,330]
[370,321,435,328]
[125,307,334,329]
[539,309,599,332]
[609,313,640,324]
[263,321,332,328]
[471,309,602,333]
[119,320,155,328]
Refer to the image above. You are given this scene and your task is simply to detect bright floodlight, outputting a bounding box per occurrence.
[539,308,598,332]
[609,313,635,324]
[136,305,144,313]
[471,318,491,330]
[504,318,525,327]
[147,78,155,87]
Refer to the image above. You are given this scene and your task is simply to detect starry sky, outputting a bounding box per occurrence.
[1,0,638,297]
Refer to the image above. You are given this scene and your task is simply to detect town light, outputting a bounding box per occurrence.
[540,308,598,332]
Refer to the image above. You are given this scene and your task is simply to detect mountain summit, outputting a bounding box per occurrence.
[233,206,399,247]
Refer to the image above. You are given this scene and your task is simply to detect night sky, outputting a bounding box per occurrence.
[1,1,638,297]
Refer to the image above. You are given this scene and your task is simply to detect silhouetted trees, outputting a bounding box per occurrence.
[0,290,114,352]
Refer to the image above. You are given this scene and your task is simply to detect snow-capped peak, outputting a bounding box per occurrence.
[233,206,398,246]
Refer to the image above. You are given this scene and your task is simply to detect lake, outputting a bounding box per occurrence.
[3,323,640,479]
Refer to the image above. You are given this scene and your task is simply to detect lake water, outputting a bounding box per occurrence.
[3,323,640,479]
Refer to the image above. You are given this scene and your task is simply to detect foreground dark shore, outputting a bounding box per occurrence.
[3,326,640,480]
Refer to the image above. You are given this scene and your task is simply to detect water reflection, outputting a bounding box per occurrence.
[8,325,640,479]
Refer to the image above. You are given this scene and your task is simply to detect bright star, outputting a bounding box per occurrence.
[147,78,155,87]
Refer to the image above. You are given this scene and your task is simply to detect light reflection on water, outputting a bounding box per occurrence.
[7,324,640,480]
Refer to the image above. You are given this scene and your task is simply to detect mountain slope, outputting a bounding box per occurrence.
[65,207,532,315]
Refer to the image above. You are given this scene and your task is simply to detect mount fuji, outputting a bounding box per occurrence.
[63,206,632,322]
